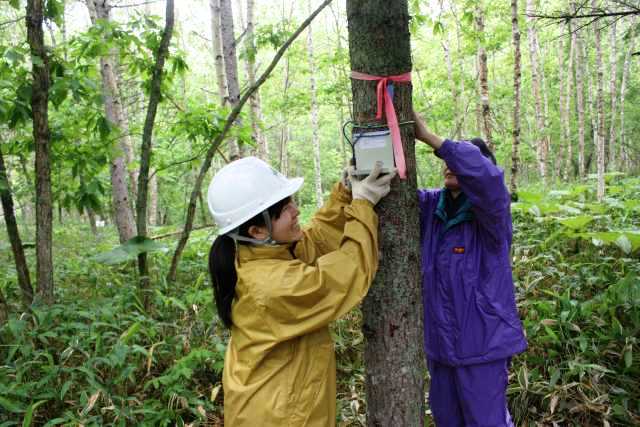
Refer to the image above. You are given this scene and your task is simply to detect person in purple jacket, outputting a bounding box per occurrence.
[414,112,527,427]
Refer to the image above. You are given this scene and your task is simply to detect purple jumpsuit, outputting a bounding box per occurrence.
[418,140,527,426]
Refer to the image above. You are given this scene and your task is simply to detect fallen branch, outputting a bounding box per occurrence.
[166,0,335,282]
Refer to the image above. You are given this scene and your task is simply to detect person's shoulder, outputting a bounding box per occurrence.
[417,188,442,206]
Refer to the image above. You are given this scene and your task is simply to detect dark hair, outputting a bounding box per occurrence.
[208,196,292,328]
[469,137,497,165]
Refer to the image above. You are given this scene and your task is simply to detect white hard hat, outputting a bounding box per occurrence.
[207,157,304,235]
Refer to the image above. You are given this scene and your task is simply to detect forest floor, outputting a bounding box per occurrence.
[1,176,639,426]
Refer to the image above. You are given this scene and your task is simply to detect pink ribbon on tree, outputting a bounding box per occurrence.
[351,71,412,179]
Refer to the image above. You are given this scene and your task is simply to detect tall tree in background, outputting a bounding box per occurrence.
[475,2,493,149]
[86,0,136,243]
[307,0,323,208]
[136,0,174,302]
[511,0,521,193]
[26,0,54,304]
[220,0,241,158]
[209,0,227,106]
[346,1,425,424]
[593,0,606,200]
[556,33,567,180]
[607,20,619,170]
[526,0,548,181]
[564,17,576,178]
[241,0,268,159]
[618,19,635,171]
[0,147,33,307]
[574,2,586,179]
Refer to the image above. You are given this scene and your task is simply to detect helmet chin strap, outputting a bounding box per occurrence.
[227,210,278,245]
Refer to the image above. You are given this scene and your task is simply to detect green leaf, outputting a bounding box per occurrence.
[93,236,166,265]
[22,400,48,427]
[549,368,561,387]
[624,348,632,369]
[0,396,25,413]
[9,0,20,9]
[119,321,142,343]
[557,215,593,230]
[615,235,632,254]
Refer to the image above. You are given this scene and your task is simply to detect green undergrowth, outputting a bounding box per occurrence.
[1,176,639,425]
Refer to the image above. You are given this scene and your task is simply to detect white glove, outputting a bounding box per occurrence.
[349,161,396,205]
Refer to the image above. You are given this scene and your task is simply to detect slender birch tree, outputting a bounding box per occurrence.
[607,20,619,170]
[86,0,137,243]
[475,3,493,149]
[593,0,606,200]
[574,10,586,178]
[220,0,242,158]
[209,0,227,106]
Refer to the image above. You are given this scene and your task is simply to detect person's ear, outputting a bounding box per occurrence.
[248,225,268,240]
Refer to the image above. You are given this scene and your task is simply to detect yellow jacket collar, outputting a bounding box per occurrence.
[237,242,295,263]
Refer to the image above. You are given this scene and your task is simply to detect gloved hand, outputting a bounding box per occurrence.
[349,161,396,205]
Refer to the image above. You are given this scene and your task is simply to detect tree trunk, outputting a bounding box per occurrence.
[243,0,268,159]
[475,3,493,149]
[607,20,618,170]
[618,20,635,172]
[346,1,425,425]
[574,8,586,179]
[209,0,227,106]
[307,0,323,208]
[279,56,291,174]
[556,36,567,181]
[564,17,576,179]
[148,170,158,226]
[0,147,33,307]
[27,0,54,304]
[593,0,606,200]
[584,34,598,175]
[86,208,98,235]
[86,0,137,244]
[525,0,548,181]
[0,287,8,324]
[511,0,521,194]
[220,0,242,159]
[136,0,174,304]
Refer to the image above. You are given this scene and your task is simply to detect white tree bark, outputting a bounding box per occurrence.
[220,0,242,159]
[563,18,575,180]
[148,170,158,226]
[593,0,606,200]
[607,20,619,170]
[525,0,548,181]
[209,0,227,106]
[574,15,586,179]
[475,4,493,149]
[86,0,136,243]
[556,36,566,181]
[618,19,635,172]
[241,0,268,160]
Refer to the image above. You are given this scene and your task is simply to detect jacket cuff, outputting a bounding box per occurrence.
[333,182,353,204]
[434,139,456,160]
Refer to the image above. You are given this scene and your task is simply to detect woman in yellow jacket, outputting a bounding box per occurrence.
[206,157,395,426]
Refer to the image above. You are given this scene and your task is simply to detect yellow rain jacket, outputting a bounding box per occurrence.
[222,183,379,426]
